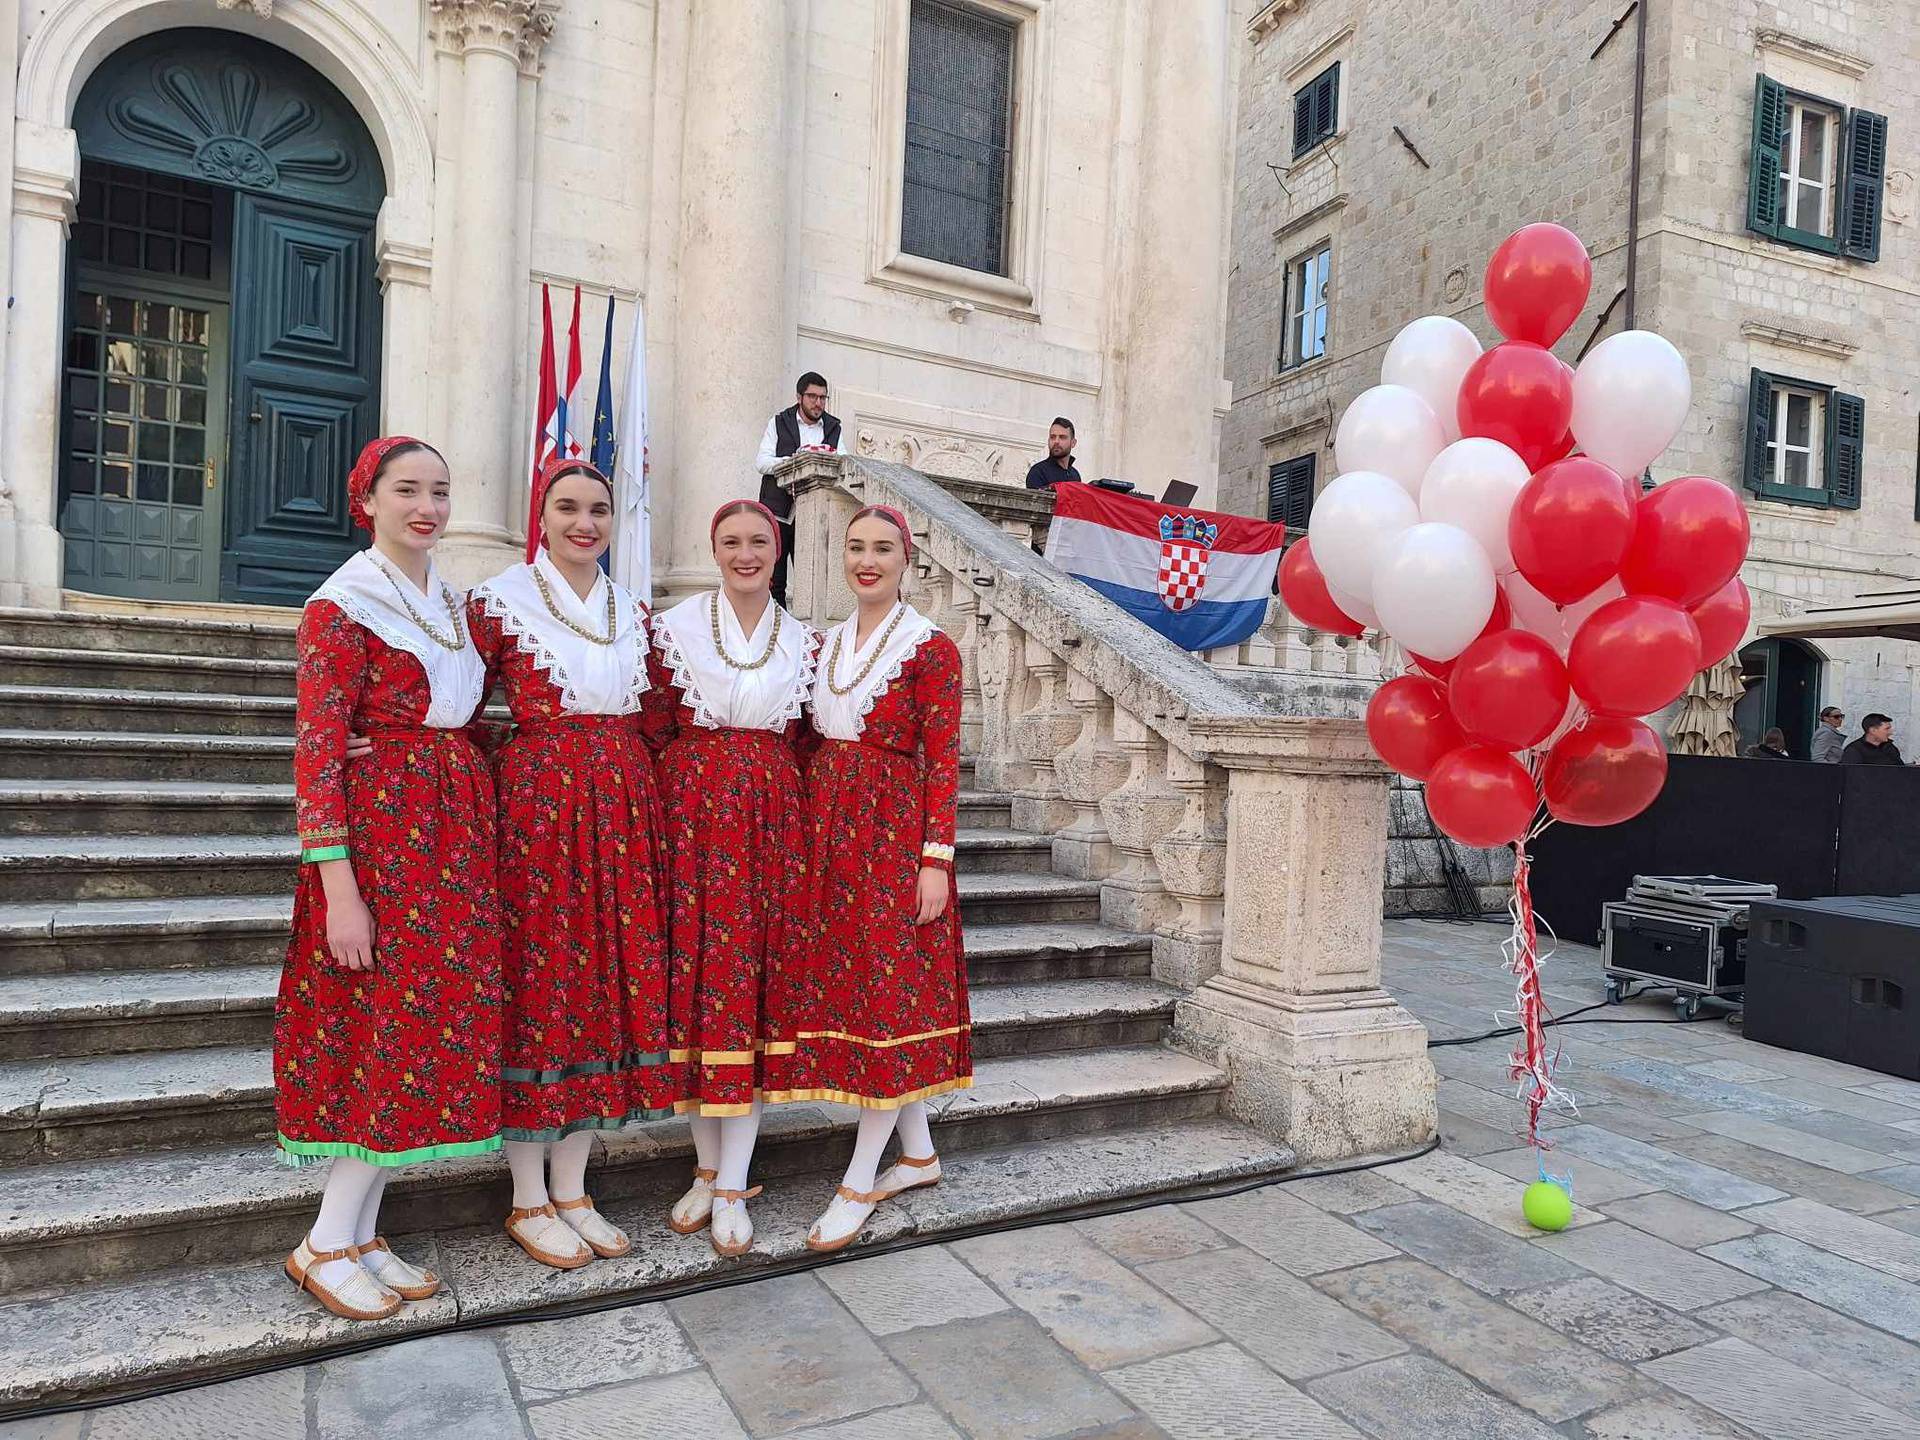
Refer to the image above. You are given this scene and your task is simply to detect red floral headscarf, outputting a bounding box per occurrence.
[710,499,784,559]
[850,503,913,557]
[526,455,615,561]
[347,435,433,533]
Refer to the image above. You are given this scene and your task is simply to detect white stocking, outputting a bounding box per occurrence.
[310,1157,383,1289]
[894,1101,935,1161]
[689,1115,722,1175]
[504,1140,551,1210]
[716,1103,762,1192]
[842,1108,900,1194]
[352,1169,390,1247]
[547,1131,596,1204]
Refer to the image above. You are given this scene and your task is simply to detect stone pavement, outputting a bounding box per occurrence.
[13,917,1920,1439]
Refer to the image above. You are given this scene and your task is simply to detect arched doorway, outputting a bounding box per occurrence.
[59,29,384,606]
[1736,637,1824,760]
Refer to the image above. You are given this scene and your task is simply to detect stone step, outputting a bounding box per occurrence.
[0,778,294,837]
[0,832,1073,905]
[0,606,298,662]
[0,730,295,784]
[0,952,1171,1061]
[0,1114,1292,1409]
[0,685,295,738]
[0,1027,1215,1173]
[0,645,298,698]
[0,880,1106,977]
[956,788,1012,829]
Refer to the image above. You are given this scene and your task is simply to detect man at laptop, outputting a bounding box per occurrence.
[1025,418,1082,489]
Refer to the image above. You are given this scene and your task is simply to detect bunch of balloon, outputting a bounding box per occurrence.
[1278,224,1751,1220]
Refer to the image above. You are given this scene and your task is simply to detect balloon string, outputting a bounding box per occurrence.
[1503,846,1577,1151]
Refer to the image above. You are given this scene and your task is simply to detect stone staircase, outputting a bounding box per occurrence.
[0,606,1294,1412]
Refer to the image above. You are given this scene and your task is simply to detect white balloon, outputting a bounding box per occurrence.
[1326,582,1378,630]
[1372,522,1498,662]
[1418,438,1531,574]
[1504,572,1625,656]
[1306,470,1421,601]
[1382,316,1483,443]
[1571,329,1692,479]
[1334,384,1447,497]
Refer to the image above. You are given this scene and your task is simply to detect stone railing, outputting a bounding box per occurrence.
[781,454,1436,1163]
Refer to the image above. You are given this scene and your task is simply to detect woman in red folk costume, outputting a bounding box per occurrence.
[767,505,971,1253]
[468,457,677,1270]
[650,501,816,1257]
[277,437,500,1322]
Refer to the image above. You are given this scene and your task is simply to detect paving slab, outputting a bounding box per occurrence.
[1675,1110,1897,1174]
[83,1367,304,1440]
[951,1227,1216,1368]
[311,1332,523,1440]
[1851,1079,1920,1111]
[1534,1219,1768,1310]
[1135,1246,1404,1382]
[1104,1342,1362,1440]
[1699,1289,1920,1421]
[1750,1076,1920,1124]
[1664,1134,1915,1213]
[525,1368,748,1440]
[1546,1125,1786,1208]
[1740,1196,1920,1283]
[819,1246,1009,1336]
[1072,1205,1226,1266]
[787,1406,963,1440]
[1503,1275,1713,1362]
[1597,1190,1758,1248]
[1769,1106,1920,1158]
[1179,1187,1399,1275]
[881,1312,1135,1440]
[1585,1056,1818,1120]
[1579,1103,1707,1143]
[1379,1148,1604,1236]
[1281,1169,1415,1215]
[1350,1201,1580,1294]
[1311,1258,1645,1422]
[1435,1107,1522,1155]
[1703,1232,1920,1342]
[493,1301,697,1397]
[1304,1354,1562,1440]
[1856,1163,1920,1198]
[1580,1392,1773,1440]
[1473,1145,1661,1205]
[1642,1336,1915,1440]
[1686,1057,1786,1082]
[672,1272,915,1436]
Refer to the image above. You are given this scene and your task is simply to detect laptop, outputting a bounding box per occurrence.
[1160,481,1199,506]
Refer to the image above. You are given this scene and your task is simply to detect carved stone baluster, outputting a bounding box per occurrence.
[1150,752,1227,989]
[1049,672,1128,879]
[941,574,984,763]
[971,611,1031,798]
[1097,710,1184,934]
[1008,636,1078,834]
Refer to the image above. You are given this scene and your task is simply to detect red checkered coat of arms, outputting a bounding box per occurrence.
[1155,513,1219,612]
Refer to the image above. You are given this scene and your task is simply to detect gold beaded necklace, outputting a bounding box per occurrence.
[709,592,783,670]
[531,562,618,645]
[374,557,466,653]
[825,602,907,697]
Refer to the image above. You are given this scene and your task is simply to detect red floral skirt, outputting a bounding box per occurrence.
[656,726,805,1116]
[495,713,675,1139]
[765,738,971,1107]
[275,728,505,1167]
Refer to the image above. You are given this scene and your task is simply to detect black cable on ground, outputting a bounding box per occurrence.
[1428,997,1733,1048]
[3,1134,1442,1425]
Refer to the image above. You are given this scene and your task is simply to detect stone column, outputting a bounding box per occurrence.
[427,0,555,585]
[1171,718,1437,1163]
[1,121,79,608]
[661,0,792,599]
[1110,0,1229,504]
[374,209,435,438]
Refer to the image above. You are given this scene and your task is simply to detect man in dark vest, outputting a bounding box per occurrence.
[755,371,847,608]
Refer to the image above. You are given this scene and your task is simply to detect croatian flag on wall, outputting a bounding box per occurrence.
[1043,485,1287,652]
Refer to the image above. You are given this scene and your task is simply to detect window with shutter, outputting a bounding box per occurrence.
[1841,109,1888,261]
[1748,73,1884,260]
[1745,367,1862,509]
[1280,244,1331,370]
[902,1,1017,277]
[1268,454,1317,531]
[1292,64,1340,158]
[1827,391,1865,510]
[1744,369,1774,496]
[1749,76,1787,236]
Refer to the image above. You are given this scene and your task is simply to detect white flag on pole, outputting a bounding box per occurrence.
[612,300,652,600]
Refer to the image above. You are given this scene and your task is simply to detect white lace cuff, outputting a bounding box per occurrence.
[921,842,955,863]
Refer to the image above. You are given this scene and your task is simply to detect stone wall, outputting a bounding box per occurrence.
[1386,776,1515,919]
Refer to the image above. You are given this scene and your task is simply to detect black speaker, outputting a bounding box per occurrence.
[1747,898,1920,1079]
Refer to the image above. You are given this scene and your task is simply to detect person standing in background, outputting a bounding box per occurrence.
[1842,714,1904,766]
[1025,418,1082,490]
[1811,706,1847,763]
[755,372,847,609]
[1747,728,1791,760]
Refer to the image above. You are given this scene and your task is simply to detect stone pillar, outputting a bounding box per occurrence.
[1008,637,1078,834]
[374,210,435,438]
[1110,0,1230,504]
[1171,719,1437,1163]
[662,0,792,599]
[428,0,555,585]
[1051,674,1126,879]
[1,121,79,608]
[1097,710,1183,933]
[1151,751,1227,989]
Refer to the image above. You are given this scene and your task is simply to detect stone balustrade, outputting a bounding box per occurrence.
[780,454,1436,1163]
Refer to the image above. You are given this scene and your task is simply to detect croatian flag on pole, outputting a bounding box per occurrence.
[1043,485,1287,652]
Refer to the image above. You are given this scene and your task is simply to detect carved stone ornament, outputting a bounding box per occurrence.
[215,0,274,16]
[105,60,354,194]
[855,424,1014,487]
[429,0,560,71]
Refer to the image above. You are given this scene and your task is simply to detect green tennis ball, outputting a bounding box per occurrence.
[1522,1180,1573,1232]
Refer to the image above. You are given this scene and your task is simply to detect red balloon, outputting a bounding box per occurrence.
[1618,476,1752,608]
[1366,676,1466,780]
[1566,595,1703,717]
[1279,539,1365,637]
[1689,576,1751,666]
[1508,457,1638,605]
[1484,224,1593,347]
[1411,589,1511,679]
[1426,745,1538,848]
[1544,715,1669,826]
[1448,631,1571,750]
[1456,342,1575,471]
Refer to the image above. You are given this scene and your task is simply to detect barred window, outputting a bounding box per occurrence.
[902,0,1016,277]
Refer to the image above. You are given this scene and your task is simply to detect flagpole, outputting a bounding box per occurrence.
[612,299,651,600]
[525,283,558,564]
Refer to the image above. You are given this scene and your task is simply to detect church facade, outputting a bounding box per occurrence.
[0,0,1235,609]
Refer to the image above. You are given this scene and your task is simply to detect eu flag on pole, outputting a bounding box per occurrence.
[589,298,617,572]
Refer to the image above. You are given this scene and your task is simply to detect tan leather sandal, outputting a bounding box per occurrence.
[356,1236,442,1300]
[709,1184,763,1258]
[804,1183,889,1255]
[878,1152,942,1198]
[553,1194,632,1259]
[285,1235,402,1321]
[668,1166,720,1235]
[505,1202,593,1270]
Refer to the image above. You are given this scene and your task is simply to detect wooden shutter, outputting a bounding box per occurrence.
[1748,75,1787,237]
[1292,84,1316,158]
[1828,390,1865,510]
[1315,65,1340,145]
[1744,369,1774,495]
[1275,263,1290,371]
[1268,454,1316,530]
[1841,108,1888,261]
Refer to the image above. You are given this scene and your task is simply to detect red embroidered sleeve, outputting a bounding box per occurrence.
[915,632,963,872]
[463,599,507,752]
[293,601,368,852]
